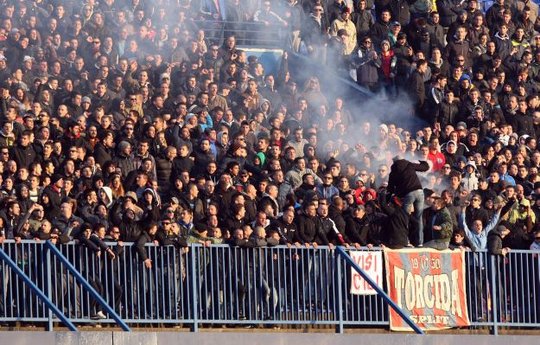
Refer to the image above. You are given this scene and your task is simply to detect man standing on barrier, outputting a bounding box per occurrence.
[387,155,430,247]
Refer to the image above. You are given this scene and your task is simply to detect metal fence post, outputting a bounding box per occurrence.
[46,246,53,331]
[190,244,199,332]
[490,255,499,336]
[336,251,344,334]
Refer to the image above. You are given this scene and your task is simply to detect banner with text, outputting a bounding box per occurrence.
[349,251,383,295]
[384,249,470,331]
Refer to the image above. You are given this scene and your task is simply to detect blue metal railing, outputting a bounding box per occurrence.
[1,240,540,334]
[193,20,289,48]
[0,245,76,331]
[44,241,130,331]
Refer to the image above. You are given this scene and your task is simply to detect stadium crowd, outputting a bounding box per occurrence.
[0,0,537,278]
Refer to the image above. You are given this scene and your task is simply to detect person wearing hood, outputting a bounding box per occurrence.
[493,23,512,60]
[256,99,272,125]
[113,140,137,178]
[504,197,535,248]
[352,0,374,41]
[215,131,230,162]
[109,194,143,242]
[462,160,479,191]
[443,139,459,167]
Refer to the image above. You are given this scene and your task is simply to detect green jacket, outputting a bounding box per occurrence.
[430,207,453,241]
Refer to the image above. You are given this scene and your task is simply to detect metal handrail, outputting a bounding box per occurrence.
[44,241,131,331]
[0,246,77,331]
[192,19,289,47]
[0,240,539,334]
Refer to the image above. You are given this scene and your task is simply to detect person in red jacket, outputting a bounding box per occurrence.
[427,137,446,172]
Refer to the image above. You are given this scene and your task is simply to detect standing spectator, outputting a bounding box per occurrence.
[330,7,357,56]
[408,59,428,117]
[437,0,465,28]
[352,0,374,42]
[445,25,472,69]
[370,9,392,46]
[423,195,453,249]
[355,37,381,92]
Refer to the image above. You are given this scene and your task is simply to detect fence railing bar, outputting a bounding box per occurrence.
[0,246,77,331]
[44,241,130,331]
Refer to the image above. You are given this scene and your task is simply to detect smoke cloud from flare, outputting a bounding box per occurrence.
[294,53,428,165]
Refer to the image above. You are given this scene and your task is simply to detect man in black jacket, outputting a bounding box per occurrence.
[378,192,413,248]
[41,174,66,220]
[345,205,369,247]
[487,222,511,319]
[268,208,298,245]
[488,223,511,257]
[387,156,430,246]
[296,202,329,246]
[408,59,428,118]
[134,222,158,317]
[10,130,36,170]
[93,130,115,168]
[136,223,159,270]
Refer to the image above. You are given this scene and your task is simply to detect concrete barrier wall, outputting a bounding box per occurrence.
[0,332,538,345]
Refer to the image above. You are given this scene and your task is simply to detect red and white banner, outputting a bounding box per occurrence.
[349,251,383,295]
[384,249,470,331]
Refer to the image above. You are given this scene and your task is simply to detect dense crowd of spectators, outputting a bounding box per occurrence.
[0,0,538,272]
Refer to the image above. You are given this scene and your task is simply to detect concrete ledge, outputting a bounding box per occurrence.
[112,333,540,345]
[0,331,538,345]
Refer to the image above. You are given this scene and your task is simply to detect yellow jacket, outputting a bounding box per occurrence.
[330,18,357,55]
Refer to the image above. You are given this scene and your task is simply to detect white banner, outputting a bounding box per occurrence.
[349,251,383,295]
